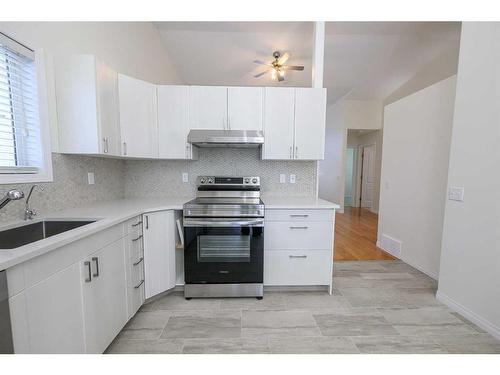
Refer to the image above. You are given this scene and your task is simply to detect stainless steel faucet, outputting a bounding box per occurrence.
[0,189,24,210]
[24,185,38,220]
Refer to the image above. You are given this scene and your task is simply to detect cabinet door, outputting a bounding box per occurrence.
[158,85,193,159]
[262,88,295,160]
[294,88,327,160]
[227,87,263,130]
[189,86,227,130]
[24,263,86,353]
[96,61,121,156]
[143,211,176,299]
[118,74,158,158]
[82,239,128,354]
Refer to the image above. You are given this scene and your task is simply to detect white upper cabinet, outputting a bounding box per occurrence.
[262,88,296,160]
[55,55,120,156]
[157,85,197,159]
[227,87,263,131]
[262,87,326,160]
[189,86,228,130]
[118,74,158,158]
[294,88,327,160]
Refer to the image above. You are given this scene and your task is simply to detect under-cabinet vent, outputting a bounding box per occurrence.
[378,234,402,258]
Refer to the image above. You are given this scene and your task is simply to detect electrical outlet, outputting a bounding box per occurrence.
[290,174,296,184]
[279,174,286,184]
[182,172,189,183]
[87,172,95,185]
[448,186,464,202]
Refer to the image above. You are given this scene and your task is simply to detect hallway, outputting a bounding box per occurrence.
[334,207,395,261]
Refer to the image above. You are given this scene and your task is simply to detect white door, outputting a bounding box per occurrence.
[262,88,295,160]
[118,74,158,158]
[24,263,86,353]
[361,144,376,209]
[82,239,128,353]
[189,86,227,130]
[227,87,263,130]
[294,88,327,160]
[96,61,121,156]
[143,211,176,299]
[157,85,194,159]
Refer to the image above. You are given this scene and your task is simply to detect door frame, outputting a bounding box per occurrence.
[354,142,376,209]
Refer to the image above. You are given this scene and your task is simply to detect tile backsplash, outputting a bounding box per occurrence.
[124,148,317,198]
[0,149,318,224]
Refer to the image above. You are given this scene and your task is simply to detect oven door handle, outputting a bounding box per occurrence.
[183,218,264,227]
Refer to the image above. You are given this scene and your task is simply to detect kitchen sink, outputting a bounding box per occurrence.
[0,220,96,249]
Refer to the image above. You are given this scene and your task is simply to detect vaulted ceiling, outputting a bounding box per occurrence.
[154,22,461,103]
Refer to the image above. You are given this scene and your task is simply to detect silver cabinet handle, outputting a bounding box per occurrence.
[134,279,145,289]
[133,257,144,266]
[289,226,309,229]
[102,137,109,153]
[145,215,149,229]
[123,141,127,156]
[295,146,298,159]
[92,257,100,277]
[186,143,189,158]
[84,261,92,283]
[289,146,292,159]
[132,234,143,242]
[131,221,143,227]
[289,255,307,259]
[290,214,309,218]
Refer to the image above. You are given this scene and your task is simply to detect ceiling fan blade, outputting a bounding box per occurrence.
[284,65,304,71]
[254,70,269,78]
[253,60,270,66]
[277,52,290,65]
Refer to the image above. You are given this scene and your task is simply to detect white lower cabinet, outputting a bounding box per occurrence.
[82,238,128,354]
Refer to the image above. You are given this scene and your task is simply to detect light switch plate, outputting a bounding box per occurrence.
[279,174,286,184]
[448,186,464,202]
[182,172,189,183]
[87,172,95,185]
[290,174,296,184]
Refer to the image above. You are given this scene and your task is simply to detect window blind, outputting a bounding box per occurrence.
[0,33,41,174]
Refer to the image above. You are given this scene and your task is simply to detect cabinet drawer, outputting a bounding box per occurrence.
[129,277,145,318]
[266,209,334,222]
[264,221,333,250]
[131,259,144,286]
[264,250,332,286]
[128,233,144,261]
[124,216,143,236]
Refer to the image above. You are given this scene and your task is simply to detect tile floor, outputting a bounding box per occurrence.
[105,260,500,354]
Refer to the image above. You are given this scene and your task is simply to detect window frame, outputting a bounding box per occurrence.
[0,33,53,184]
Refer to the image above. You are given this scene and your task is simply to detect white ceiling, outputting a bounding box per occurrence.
[154,22,461,103]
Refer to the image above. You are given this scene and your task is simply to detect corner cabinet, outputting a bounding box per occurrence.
[262,87,326,160]
[55,55,121,156]
[118,74,158,158]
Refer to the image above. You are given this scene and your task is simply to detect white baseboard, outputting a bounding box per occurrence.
[436,290,500,340]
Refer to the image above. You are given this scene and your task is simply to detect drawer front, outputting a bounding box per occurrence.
[128,269,145,319]
[128,232,144,261]
[131,259,144,286]
[264,221,333,250]
[266,209,334,222]
[264,250,332,286]
[124,216,143,236]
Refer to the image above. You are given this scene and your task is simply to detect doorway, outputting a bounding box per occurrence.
[335,129,394,261]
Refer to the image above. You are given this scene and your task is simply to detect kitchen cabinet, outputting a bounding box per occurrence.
[189,86,228,130]
[124,216,145,319]
[262,87,326,160]
[262,88,296,159]
[294,88,327,160]
[56,55,121,156]
[118,74,158,158]
[82,238,128,354]
[227,87,263,130]
[157,85,197,159]
[143,211,176,298]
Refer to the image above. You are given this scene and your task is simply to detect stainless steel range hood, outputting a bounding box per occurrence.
[187,130,264,148]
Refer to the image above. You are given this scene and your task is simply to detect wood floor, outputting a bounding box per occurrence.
[334,207,396,261]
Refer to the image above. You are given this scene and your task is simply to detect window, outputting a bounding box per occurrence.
[0,32,52,183]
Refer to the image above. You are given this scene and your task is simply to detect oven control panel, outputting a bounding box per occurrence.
[197,176,260,186]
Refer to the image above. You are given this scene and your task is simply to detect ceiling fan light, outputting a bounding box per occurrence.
[271,69,278,80]
[278,69,285,78]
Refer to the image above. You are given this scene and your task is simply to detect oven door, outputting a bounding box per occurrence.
[184,218,264,284]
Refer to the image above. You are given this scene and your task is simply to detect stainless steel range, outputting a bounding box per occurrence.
[183,176,264,299]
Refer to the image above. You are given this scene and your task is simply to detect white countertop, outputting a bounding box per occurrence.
[0,196,339,270]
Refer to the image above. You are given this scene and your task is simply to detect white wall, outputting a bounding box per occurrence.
[378,75,457,278]
[318,100,383,211]
[437,22,500,339]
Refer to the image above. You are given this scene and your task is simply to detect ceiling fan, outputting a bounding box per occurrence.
[253,51,304,82]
